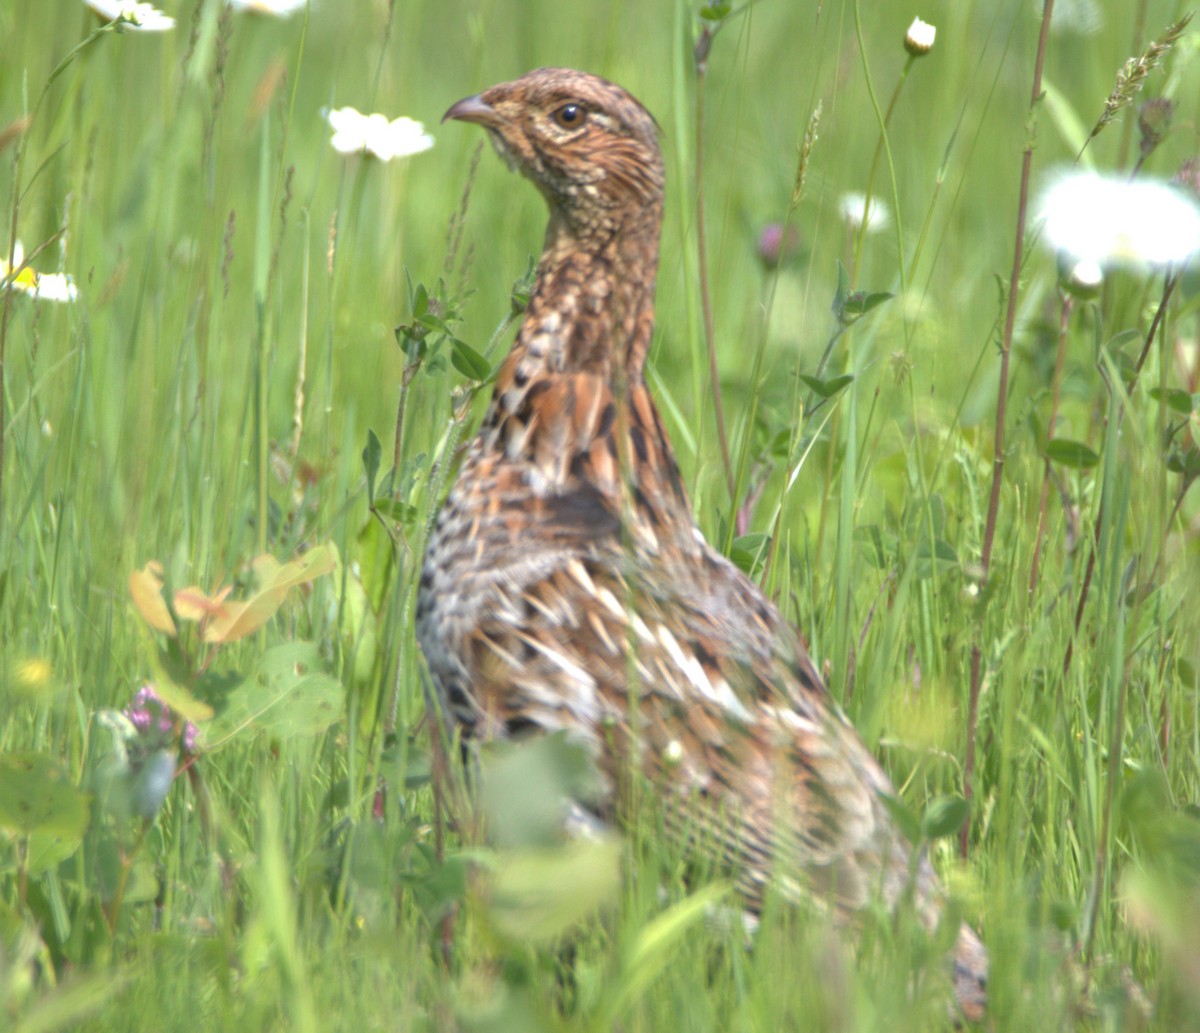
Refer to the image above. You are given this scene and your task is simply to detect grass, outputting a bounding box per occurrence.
[3,0,1200,1029]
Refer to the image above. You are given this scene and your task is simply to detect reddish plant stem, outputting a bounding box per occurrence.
[961,0,1056,860]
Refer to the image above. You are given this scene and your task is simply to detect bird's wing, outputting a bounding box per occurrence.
[462,531,923,920]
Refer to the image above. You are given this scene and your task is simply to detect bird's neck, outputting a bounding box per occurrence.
[512,201,662,383]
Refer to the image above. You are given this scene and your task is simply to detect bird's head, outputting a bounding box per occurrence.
[444,68,664,234]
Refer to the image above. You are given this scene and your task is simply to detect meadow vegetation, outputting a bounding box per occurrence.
[2,1,1200,1029]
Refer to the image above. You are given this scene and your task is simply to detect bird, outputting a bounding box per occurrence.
[416,67,987,1021]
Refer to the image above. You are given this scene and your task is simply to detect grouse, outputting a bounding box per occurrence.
[416,67,987,1021]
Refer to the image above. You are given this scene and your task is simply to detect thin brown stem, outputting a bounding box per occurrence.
[961,0,1056,860]
[693,35,736,504]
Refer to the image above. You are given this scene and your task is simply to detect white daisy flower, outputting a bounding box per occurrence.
[904,17,936,56]
[325,107,434,161]
[1,243,79,303]
[85,0,176,31]
[838,191,891,235]
[1038,170,1200,269]
[228,0,308,15]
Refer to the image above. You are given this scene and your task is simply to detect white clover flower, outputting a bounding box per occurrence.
[904,17,937,56]
[838,191,891,235]
[325,107,434,161]
[85,0,176,31]
[1038,170,1200,269]
[1,242,79,303]
[228,0,308,15]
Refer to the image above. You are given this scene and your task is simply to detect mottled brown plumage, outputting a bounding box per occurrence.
[417,67,986,1020]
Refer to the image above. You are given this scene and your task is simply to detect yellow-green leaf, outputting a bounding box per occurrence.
[128,562,176,635]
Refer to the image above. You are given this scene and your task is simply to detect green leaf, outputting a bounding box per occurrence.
[0,753,89,838]
[799,373,854,399]
[1166,449,1200,477]
[205,642,343,746]
[922,795,970,840]
[730,533,771,575]
[1045,438,1100,469]
[362,429,381,505]
[879,793,921,846]
[601,882,729,1024]
[488,836,621,943]
[372,498,417,526]
[411,281,429,318]
[356,517,395,615]
[700,2,731,18]
[840,290,893,322]
[450,338,491,382]
[1149,386,1195,415]
[481,733,604,849]
[915,537,959,578]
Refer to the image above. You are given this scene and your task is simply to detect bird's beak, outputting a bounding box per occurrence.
[442,93,498,126]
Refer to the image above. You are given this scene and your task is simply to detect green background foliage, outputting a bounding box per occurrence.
[2,0,1200,1029]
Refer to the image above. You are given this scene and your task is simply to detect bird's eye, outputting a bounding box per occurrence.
[551,102,588,129]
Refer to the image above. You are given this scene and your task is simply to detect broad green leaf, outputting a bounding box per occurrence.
[481,734,604,849]
[450,338,491,382]
[0,753,89,838]
[205,642,343,745]
[1148,386,1194,415]
[488,836,621,943]
[922,795,970,840]
[1045,438,1100,469]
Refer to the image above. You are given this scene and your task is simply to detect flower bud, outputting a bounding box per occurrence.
[904,17,936,56]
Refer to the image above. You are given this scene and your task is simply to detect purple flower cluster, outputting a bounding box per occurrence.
[124,685,199,754]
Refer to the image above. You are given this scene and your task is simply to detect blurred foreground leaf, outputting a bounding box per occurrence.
[205,642,343,746]
[488,836,621,943]
[0,753,88,838]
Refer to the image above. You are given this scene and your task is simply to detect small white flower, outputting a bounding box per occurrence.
[1,242,79,303]
[1038,170,1200,269]
[325,107,434,161]
[904,17,937,56]
[228,0,308,15]
[838,191,891,235]
[85,0,176,31]
[1058,255,1104,300]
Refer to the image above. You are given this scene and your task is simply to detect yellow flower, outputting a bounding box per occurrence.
[1,242,78,303]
